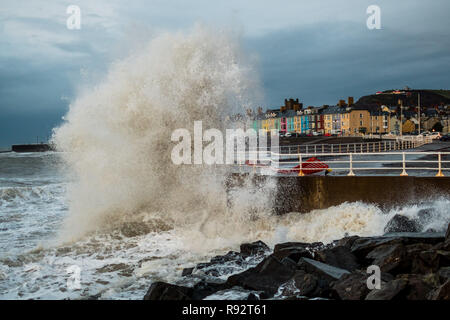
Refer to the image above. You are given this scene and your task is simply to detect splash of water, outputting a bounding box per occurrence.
[52,25,267,242]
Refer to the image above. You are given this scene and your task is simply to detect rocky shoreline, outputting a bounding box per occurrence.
[144,221,450,300]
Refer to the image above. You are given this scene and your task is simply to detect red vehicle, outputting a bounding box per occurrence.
[324,133,332,137]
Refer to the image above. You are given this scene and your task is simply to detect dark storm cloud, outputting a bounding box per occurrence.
[247,22,450,107]
[1,0,450,148]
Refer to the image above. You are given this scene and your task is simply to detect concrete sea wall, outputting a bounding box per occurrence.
[228,175,450,214]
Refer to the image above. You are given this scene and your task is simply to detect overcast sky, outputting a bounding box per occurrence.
[1,0,449,147]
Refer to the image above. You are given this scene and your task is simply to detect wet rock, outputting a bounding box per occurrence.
[446,223,450,241]
[225,255,296,297]
[315,246,360,271]
[351,233,445,261]
[209,251,243,265]
[196,251,246,277]
[190,280,227,300]
[293,271,320,297]
[181,267,194,277]
[397,274,438,300]
[280,257,298,270]
[247,293,260,300]
[365,279,408,300]
[406,244,438,274]
[437,267,450,283]
[335,235,360,249]
[428,279,450,300]
[384,215,420,233]
[297,258,350,282]
[351,237,403,261]
[274,242,324,253]
[432,239,450,252]
[366,243,407,274]
[331,271,371,300]
[240,241,269,257]
[144,282,192,300]
[273,247,313,263]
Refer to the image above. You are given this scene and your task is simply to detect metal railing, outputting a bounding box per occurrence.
[250,136,432,155]
[236,150,450,177]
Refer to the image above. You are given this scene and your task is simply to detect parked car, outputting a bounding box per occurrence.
[440,134,450,141]
[428,132,442,139]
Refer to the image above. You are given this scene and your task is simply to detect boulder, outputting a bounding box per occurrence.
[274,242,324,253]
[144,282,192,300]
[351,233,445,261]
[190,280,227,300]
[273,247,313,263]
[428,279,450,300]
[437,267,450,283]
[351,237,404,261]
[397,274,438,300]
[246,293,260,300]
[297,257,350,282]
[315,246,360,271]
[196,251,245,277]
[181,267,194,277]
[365,279,408,300]
[335,235,360,249]
[331,271,371,300]
[406,244,439,274]
[384,215,420,233]
[225,255,296,296]
[366,243,407,274]
[240,241,269,257]
[292,271,321,297]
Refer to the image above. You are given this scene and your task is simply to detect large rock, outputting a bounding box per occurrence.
[428,279,450,300]
[315,246,360,271]
[396,274,438,300]
[365,279,408,300]
[190,280,227,300]
[240,241,269,257]
[335,235,360,249]
[144,282,192,300]
[273,242,324,253]
[437,267,450,283]
[285,268,337,299]
[195,251,246,277]
[225,255,296,296]
[446,223,450,241]
[143,280,226,300]
[366,243,407,274]
[351,233,445,261]
[292,271,320,297]
[297,257,350,282]
[384,215,420,233]
[331,271,371,300]
[405,244,439,274]
[272,247,313,263]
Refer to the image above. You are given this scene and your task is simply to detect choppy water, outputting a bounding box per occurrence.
[2,26,449,300]
[1,151,449,300]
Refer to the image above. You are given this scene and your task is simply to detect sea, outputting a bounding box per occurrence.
[1,25,449,299]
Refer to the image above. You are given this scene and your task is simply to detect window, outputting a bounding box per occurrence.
[360,113,363,118]
[360,121,363,126]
